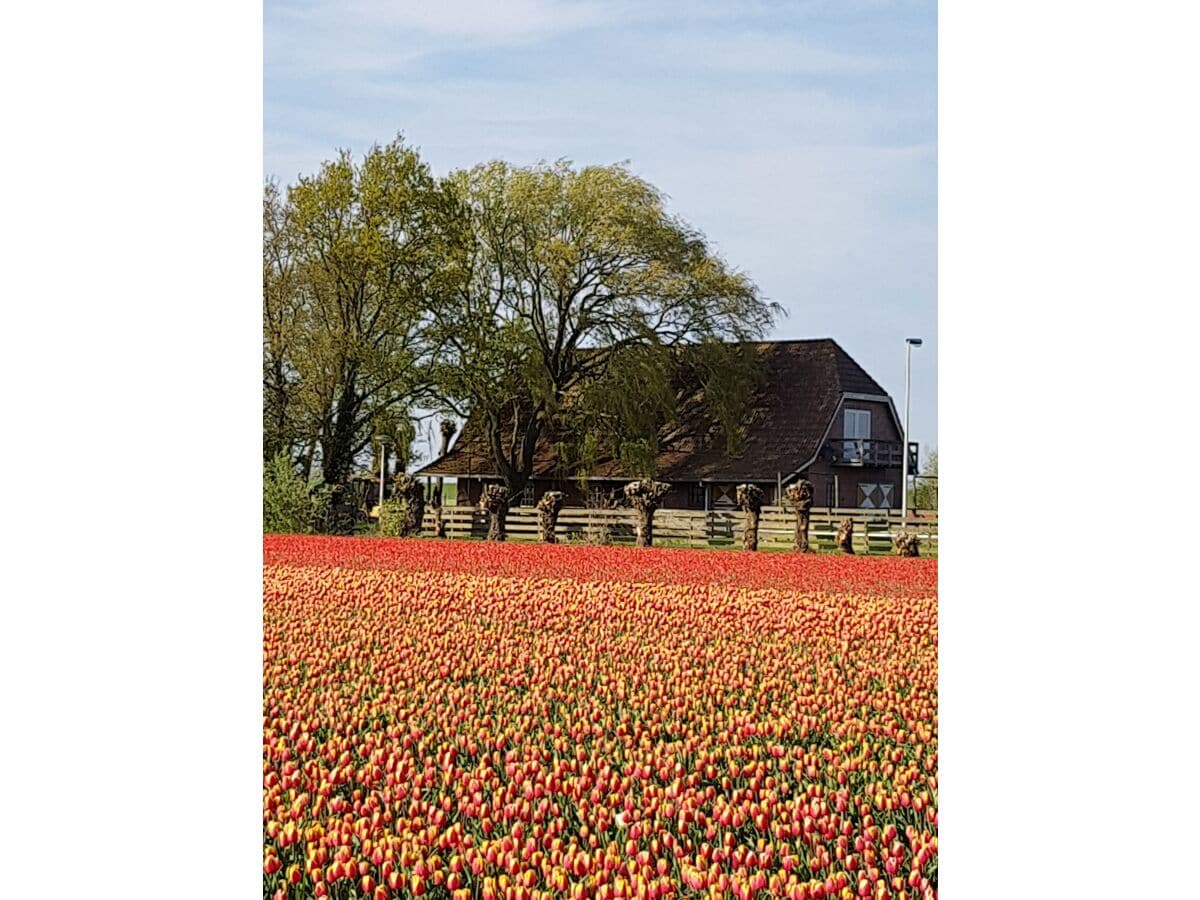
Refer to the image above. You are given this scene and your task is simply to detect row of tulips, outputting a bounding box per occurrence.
[263,535,937,595]
[264,538,937,899]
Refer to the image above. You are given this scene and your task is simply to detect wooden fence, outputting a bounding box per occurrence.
[421,506,938,554]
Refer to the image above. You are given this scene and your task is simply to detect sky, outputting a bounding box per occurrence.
[265,0,937,467]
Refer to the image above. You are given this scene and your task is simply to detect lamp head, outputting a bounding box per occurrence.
[906,337,923,347]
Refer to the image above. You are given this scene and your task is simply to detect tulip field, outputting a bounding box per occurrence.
[264,536,937,900]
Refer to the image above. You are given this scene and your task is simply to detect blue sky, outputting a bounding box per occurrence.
[265,0,937,466]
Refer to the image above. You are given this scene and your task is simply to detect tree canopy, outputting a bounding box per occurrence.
[426,159,781,497]
[265,143,782,510]
[263,137,461,486]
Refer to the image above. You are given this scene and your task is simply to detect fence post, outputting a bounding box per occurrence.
[378,504,934,550]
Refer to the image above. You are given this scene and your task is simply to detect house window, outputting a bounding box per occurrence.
[824,479,836,508]
[688,483,706,509]
[842,409,871,461]
[520,483,536,506]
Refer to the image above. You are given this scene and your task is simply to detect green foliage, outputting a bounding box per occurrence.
[263,135,460,485]
[559,344,673,476]
[571,432,601,495]
[686,341,765,458]
[268,145,781,496]
[618,439,658,480]
[263,452,327,534]
[910,450,938,511]
[428,159,781,494]
[369,413,418,474]
[378,496,408,538]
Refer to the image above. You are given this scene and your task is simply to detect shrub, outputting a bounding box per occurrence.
[263,452,327,534]
[378,496,408,538]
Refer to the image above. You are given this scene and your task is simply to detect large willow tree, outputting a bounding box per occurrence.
[263,137,460,486]
[429,160,781,499]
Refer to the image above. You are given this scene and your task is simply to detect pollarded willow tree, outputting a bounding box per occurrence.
[785,479,814,553]
[837,519,856,555]
[536,491,565,543]
[736,484,765,551]
[894,531,921,557]
[428,160,781,503]
[262,137,461,488]
[393,474,426,537]
[479,485,510,542]
[625,480,671,548]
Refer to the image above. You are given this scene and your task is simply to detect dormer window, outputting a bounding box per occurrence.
[842,409,871,461]
[844,408,871,437]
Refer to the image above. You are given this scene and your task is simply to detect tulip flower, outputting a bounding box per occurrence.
[264,537,937,900]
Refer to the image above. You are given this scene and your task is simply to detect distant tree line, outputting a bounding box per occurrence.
[910,450,938,511]
[264,135,782,526]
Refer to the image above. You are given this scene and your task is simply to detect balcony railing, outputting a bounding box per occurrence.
[821,439,906,467]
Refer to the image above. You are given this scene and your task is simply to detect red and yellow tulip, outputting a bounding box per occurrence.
[263,535,938,898]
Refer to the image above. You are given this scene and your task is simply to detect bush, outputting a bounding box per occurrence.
[263,452,327,534]
[378,496,408,538]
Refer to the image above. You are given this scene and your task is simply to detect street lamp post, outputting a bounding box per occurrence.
[377,437,391,534]
[901,338,923,520]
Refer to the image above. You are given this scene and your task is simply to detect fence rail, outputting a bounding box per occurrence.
[419,505,937,554]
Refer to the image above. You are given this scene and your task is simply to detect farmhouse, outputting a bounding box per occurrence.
[416,339,912,511]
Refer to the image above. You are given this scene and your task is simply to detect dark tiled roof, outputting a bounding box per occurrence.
[417,340,891,482]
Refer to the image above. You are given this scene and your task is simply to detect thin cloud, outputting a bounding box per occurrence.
[619,30,890,77]
[263,0,938,447]
[344,0,614,42]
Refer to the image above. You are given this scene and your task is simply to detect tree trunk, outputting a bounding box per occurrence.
[264,358,290,463]
[394,474,425,537]
[894,531,921,557]
[501,472,530,510]
[406,490,425,536]
[320,433,352,488]
[386,474,415,536]
[624,481,670,548]
[480,485,510,542]
[634,508,653,547]
[489,505,508,542]
[483,403,543,516]
[742,508,759,551]
[321,377,361,489]
[736,484,765,552]
[536,491,564,543]
[836,519,855,554]
[326,483,357,535]
[299,436,317,483]
[784,480,814,553]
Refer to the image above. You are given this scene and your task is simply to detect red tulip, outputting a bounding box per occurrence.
[263,537,937,900]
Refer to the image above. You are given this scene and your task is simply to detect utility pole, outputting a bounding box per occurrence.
[377,437,390,534]
[901,337,923,520]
